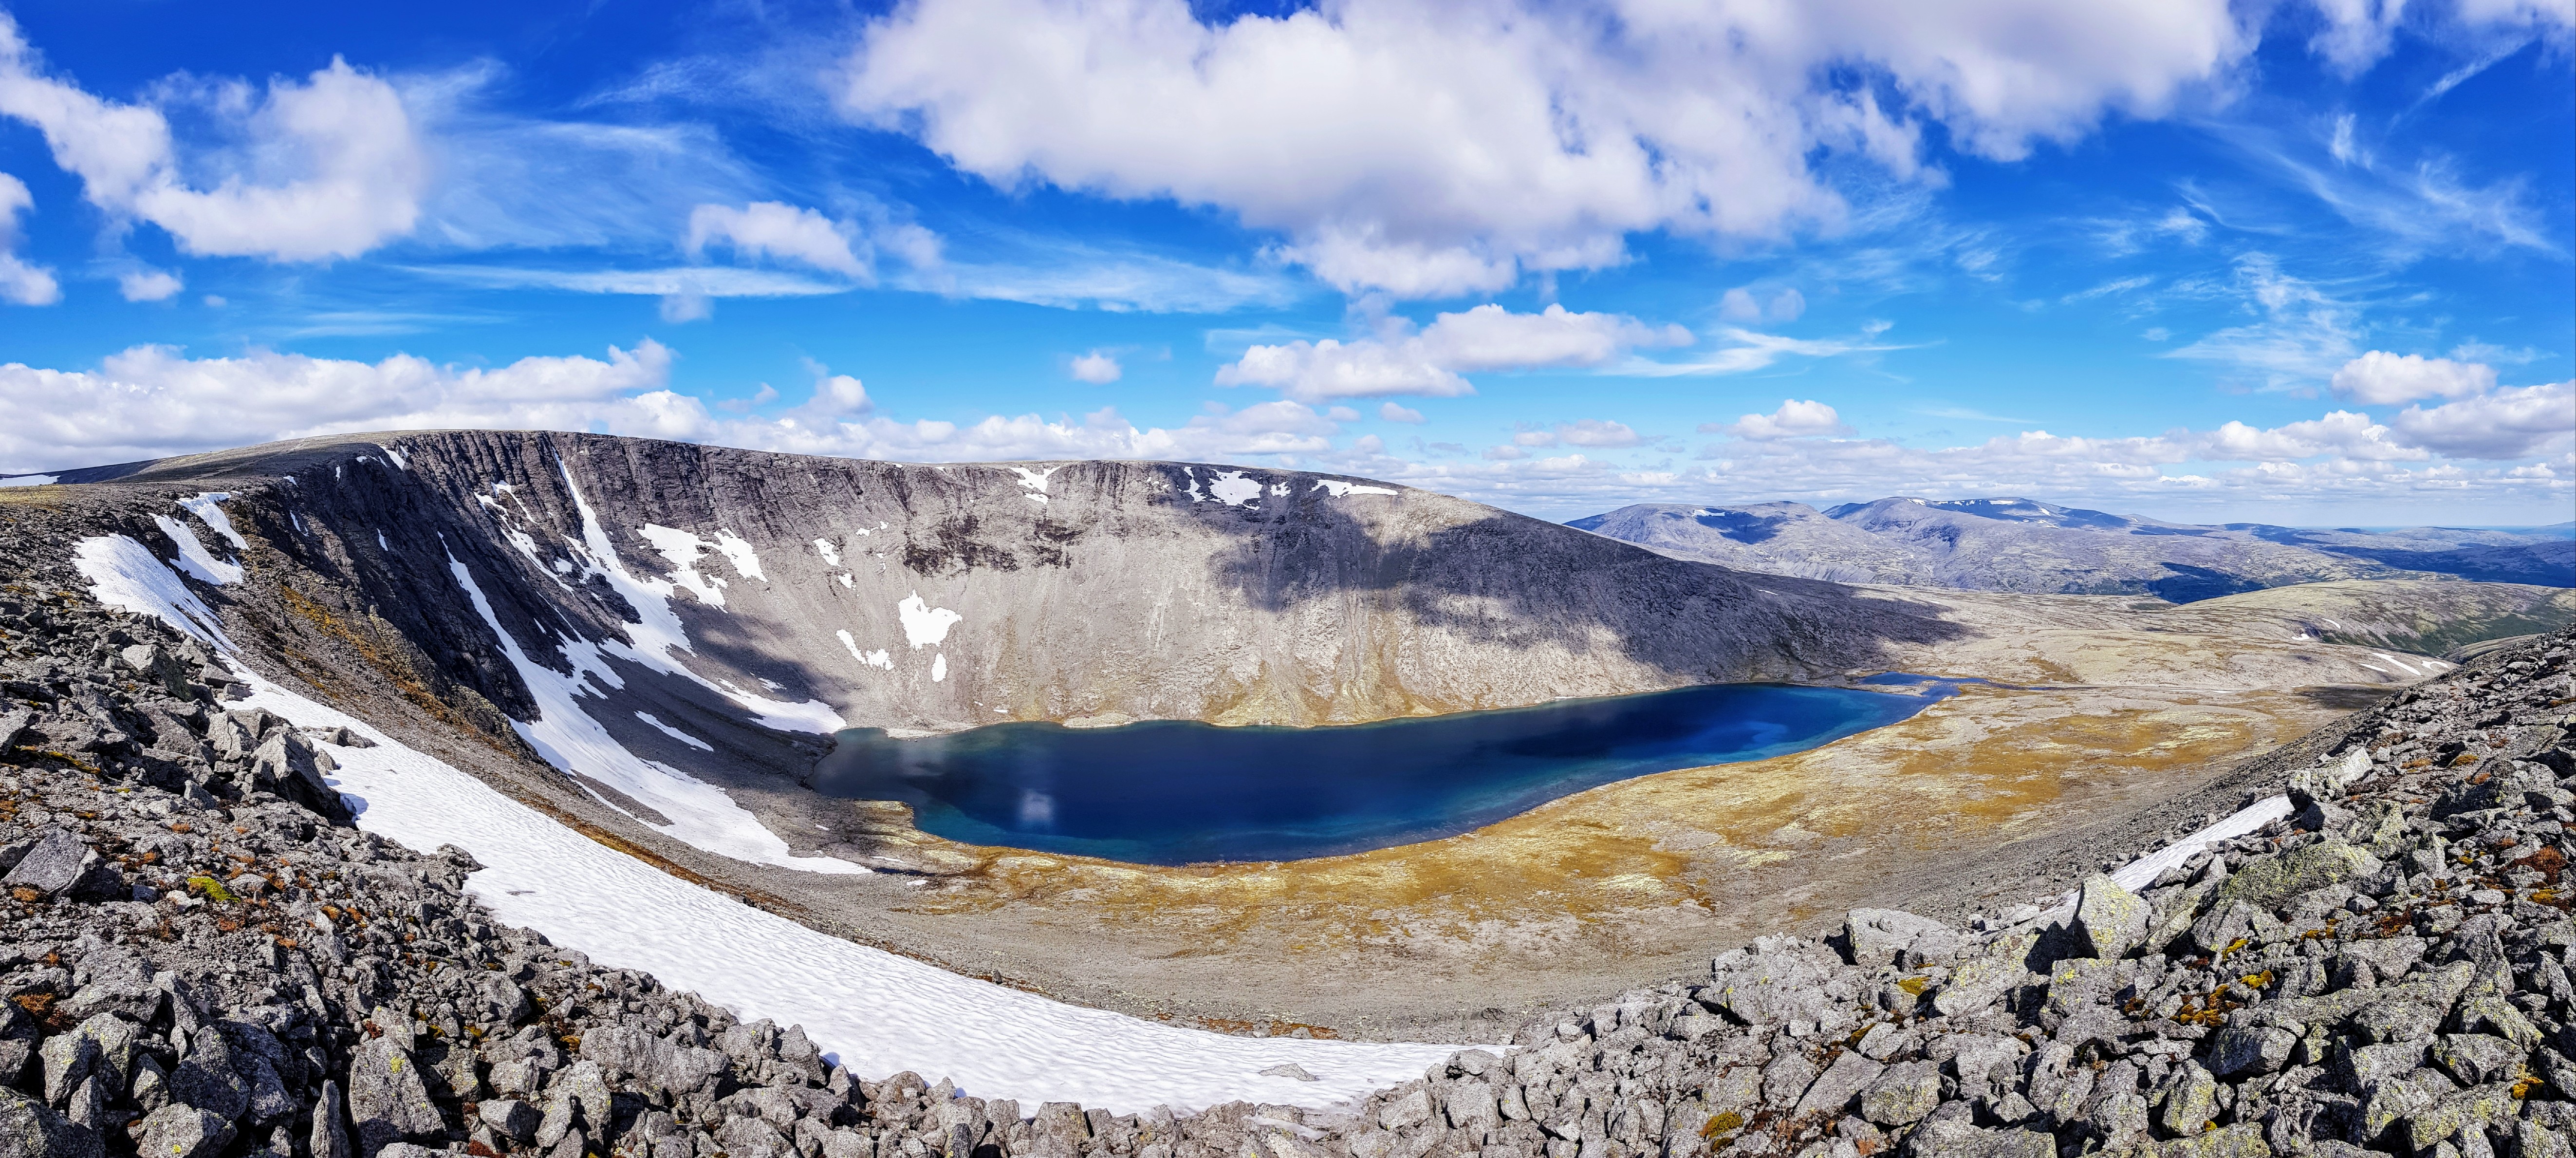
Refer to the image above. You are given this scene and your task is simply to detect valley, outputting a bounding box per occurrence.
[4,431,2570,1040]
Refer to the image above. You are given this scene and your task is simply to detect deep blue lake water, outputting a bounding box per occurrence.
[810,681,1945,865]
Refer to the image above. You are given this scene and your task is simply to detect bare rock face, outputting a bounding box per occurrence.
[75,431,1968,742]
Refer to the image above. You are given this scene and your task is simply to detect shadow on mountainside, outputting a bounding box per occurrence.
[1176,464,1969,682]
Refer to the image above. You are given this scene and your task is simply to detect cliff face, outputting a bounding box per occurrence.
[94,431,1966,741]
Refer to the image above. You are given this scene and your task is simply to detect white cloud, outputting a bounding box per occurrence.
[117,268,182,302]
[2330,350,2497,405]
[1720,287,1807,323]
[1608,326,1906,377]
[2390,381,2576,459]
[686,201,869,280]
[1215,303,1686,402]
[0,340,1354,475]
[1555,419,1643,448]
[2308,0,2410,76]
[842,0,2254,296]
[659,283,715,323]
[0,341,682,470]
[0,17,425,261]
[1710,399,1853,440]
[1378,402,1425,424]
[0,172,57,305]
[1069,350,1122,384]
[2162,254,2364,387]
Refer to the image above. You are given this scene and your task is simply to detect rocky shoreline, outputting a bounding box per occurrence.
[4,562,2573,1158]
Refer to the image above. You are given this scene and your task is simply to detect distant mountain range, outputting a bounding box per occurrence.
[1569,497,2576,601]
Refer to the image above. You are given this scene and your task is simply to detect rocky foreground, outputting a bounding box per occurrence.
[2,565,2572,1158]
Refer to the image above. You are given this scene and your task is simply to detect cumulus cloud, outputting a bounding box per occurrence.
[0,340,1354,475]
[1068,350,1122,384]
[1215,303,1688,402]
[1378,402,1425,424]
[2330,350,2497,405]
[1709,400,1853,440]
[117,268,183,302]
[0,17,425,261]
[686,201,869,279]
[2390,381,2576,459]
[0,172,57,305]
[842,0,2255,295]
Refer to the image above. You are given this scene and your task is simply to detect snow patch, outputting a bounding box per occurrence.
[1207,470,1263,506]
[377,531,391,555]
[932,653,947,682]
[1026,494,1048,505]
[179,492,248,550]
[0,474,56,487]
[183,654,1460,1112]
[711,529,766,581]
[552,463,844,734]
[2106,795,2298,896]
[815,538,842,566]
[153,515,243,586]
[640,525,734,608]
[1008,466,1059,493]
[837,630,893,669]
[898,592,963,649]
[447,552,863,874]
[635,711,715,751]
[73,535,235,650]
[377,444,408,469]
[1313,480,1399,498]
[836,573,853,588]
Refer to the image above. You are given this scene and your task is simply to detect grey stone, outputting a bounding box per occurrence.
[0,1086,98,1158]
[2206,1025,2296,1077]
[536,1061,613,1150]
[1378,1087,1433,1131]
[311,1081,351,1158]
[2069,875,2148,959]
[134,1104,236,1158]
[1,828,88,897]
[1708,938,1861,1028]
[1931,935,2034,1018]
[2428,1034,2520,1085]
[1761,1051,1821,1110]
[1856,1062,1938,1126]
[2353,1000,2443,1044]
[1792,1052,1883,1118]
[346,1038,442,1155]
[480,1100,539,1144]
[2155,1062,2219,1137]
[1841,910,1949,970]
[168,1025,250,1123]
[2216,839,2380,909]
[2339,1040,2427,1089]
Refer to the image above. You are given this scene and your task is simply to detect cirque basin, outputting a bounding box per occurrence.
[809,679,1953,866]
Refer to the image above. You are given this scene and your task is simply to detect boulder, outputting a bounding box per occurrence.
[1840,909,1951,969]
[0,1086,99,1158]
[346,1038,443,1156]
[133,1105,234,1158]
[1858,1061,1940,1126]
[2069,875,2148,959]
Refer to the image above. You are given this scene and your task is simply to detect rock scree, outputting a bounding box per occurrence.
[1,516,2573,1156]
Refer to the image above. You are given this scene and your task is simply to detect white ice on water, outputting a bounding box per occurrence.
[75,533,1467,1114]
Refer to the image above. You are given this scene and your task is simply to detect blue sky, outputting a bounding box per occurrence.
[0,0,2569,524]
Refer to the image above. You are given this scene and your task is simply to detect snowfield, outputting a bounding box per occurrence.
[75,532,1470,1114]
